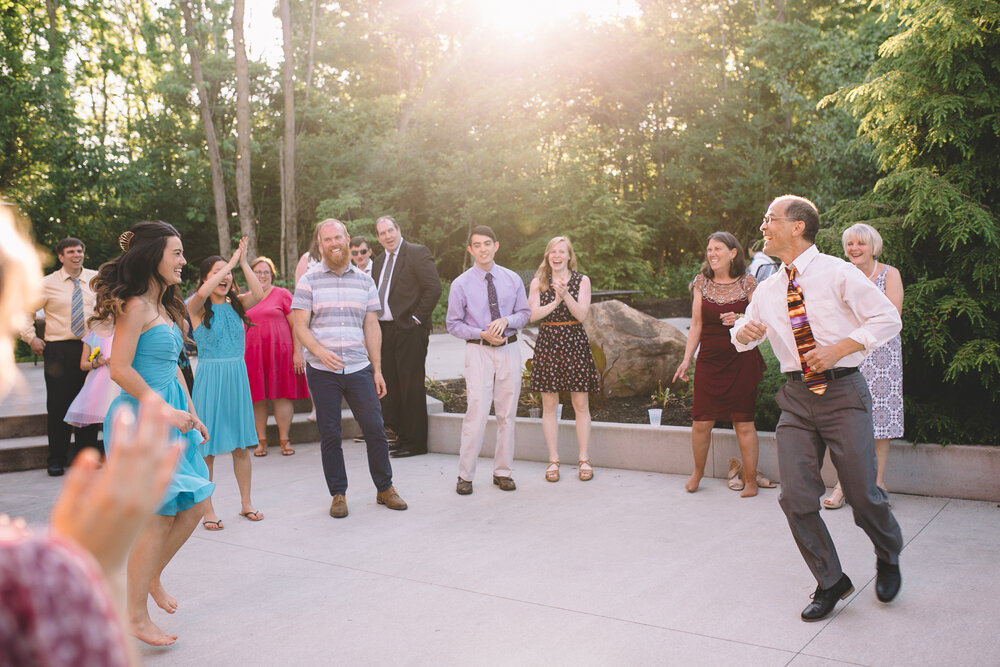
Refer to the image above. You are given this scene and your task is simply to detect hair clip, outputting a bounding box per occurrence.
[118,231,135,251]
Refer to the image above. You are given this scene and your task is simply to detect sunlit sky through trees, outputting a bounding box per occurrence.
[243,0,639,63]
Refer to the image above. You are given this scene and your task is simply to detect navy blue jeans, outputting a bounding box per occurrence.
[306,364,394,496]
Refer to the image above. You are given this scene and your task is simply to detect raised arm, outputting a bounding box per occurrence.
[236,241,264,309]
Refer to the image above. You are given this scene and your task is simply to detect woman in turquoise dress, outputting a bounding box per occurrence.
[91,220,215,647]
[187,237,264,530]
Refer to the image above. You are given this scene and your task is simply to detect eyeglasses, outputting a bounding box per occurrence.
[350,249,369,256]
[761,214,799,225]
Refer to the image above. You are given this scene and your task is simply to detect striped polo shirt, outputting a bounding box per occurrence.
[291,262,380,374]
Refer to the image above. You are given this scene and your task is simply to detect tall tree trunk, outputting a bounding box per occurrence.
[232,0,256,256]
[279,142,286,278]
[279,0,297,275]
[179,0,230,256]
[304,0,318,108]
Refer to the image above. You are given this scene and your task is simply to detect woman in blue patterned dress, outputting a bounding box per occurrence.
[92,220,215,646]
[528,236,601,483]
[823,223,904,509]
[187,238,264,529]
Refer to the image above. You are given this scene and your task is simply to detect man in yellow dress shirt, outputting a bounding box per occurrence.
[19,238,100,476]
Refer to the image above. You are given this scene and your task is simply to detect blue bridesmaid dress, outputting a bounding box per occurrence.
[103,324,215,516]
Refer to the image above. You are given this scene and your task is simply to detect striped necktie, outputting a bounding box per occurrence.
[70,277,85,337]
[786,266,826,395]
[486,272,501,321]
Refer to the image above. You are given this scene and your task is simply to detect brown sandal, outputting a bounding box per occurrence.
[545,461,560,483]
[253,439,268,457]
[727,458,745,491]
[280,439,295,456]
[755,471,777,488]
[578,460,593,482]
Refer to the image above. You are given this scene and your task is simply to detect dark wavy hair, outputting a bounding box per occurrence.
[700,231,747,280]
[89,221,187,329]
[197,255,253,329]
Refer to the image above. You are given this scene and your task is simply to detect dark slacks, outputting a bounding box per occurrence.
[379,320,430,452]
[306,364,393,496]
[44,340,100,467]
[775,371,903,589]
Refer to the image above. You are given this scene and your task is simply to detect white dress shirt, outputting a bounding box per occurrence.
[731,245,901,373]
[376,247,398,321]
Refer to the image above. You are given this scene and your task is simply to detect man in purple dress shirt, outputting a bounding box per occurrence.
[446,225,531,495]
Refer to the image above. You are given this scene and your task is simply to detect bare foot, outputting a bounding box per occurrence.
[150,579,177,614]
[740,483,759,498]
[131,616,177,646]
[685,472,702,493]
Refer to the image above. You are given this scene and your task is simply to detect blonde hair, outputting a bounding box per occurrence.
[841,223,883,258]
[0,205,43,400]
[251,256,278,279]
[534,236,578,293]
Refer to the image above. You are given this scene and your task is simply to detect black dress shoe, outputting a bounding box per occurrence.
[390,448,426,458]
[876,559,901,602]
[47,466,65,477]
[801,574,854,622]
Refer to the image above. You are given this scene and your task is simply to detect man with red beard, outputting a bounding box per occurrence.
[292,219,407,519]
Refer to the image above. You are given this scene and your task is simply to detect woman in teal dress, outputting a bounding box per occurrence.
[187,238,264,530]
[91,220,215,647]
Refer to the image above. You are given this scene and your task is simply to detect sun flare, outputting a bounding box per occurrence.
[473,0,638,34]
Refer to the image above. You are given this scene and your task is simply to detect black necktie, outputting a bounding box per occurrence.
[378,252,394,314]
[486,272,501,321]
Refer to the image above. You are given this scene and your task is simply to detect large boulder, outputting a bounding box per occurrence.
[582,300,687,398]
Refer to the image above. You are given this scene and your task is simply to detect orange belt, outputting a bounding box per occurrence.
[540,321,581,326]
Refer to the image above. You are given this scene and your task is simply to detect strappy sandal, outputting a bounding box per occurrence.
[545,461,560,482]
[578,460,593,482]
[756,471,777,488]
[822,483,845,510]
[280,439,295,456]
[727,457,745,491]
[253,439,268,457]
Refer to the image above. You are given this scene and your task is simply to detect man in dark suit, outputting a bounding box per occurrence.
[371,216,442,458]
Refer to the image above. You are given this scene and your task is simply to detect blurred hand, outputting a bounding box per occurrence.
[49,396,181,578]
[720,311,738,327]
[30,338,45,355]
[672,360,690,383]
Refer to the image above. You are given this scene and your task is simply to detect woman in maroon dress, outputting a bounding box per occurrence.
[244,257,309,456]
[672,232,769,497]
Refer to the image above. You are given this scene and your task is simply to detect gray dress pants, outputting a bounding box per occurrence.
[775,370,903,589]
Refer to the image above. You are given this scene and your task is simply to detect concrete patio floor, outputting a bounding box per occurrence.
[3,441,998,666]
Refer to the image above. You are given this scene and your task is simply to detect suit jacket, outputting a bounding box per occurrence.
[372,240,442,331]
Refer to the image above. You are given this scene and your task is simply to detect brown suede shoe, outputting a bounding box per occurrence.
[493,475,516,491]
[329,494,348,518]
[376,486,408,511]
[456,477,473,495]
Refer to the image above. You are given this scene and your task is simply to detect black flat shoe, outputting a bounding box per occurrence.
[47,466,65,477]
[801,574,854,622]
[390,448,426,458]
[876,559,901,603]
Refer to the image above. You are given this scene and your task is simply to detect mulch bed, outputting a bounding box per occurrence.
[426,378,696,426]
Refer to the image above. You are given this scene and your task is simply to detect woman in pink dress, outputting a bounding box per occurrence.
[245,257,309,456]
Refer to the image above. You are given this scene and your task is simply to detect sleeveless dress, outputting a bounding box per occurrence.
[65,330,120,427]
[691,274,766,422]
[102,324,214,516]
[192,302,257,457]
[860,266,904,438]
[529,272,601,393]
[244,287,309,402]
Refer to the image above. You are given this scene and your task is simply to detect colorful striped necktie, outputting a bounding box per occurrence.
[70,277,85,337]
[786,266,827,395]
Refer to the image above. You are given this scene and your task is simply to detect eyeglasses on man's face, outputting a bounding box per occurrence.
[351,248,369,256]
[761,214,799,226]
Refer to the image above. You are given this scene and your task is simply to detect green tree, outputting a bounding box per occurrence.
[822,0,1000,444]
